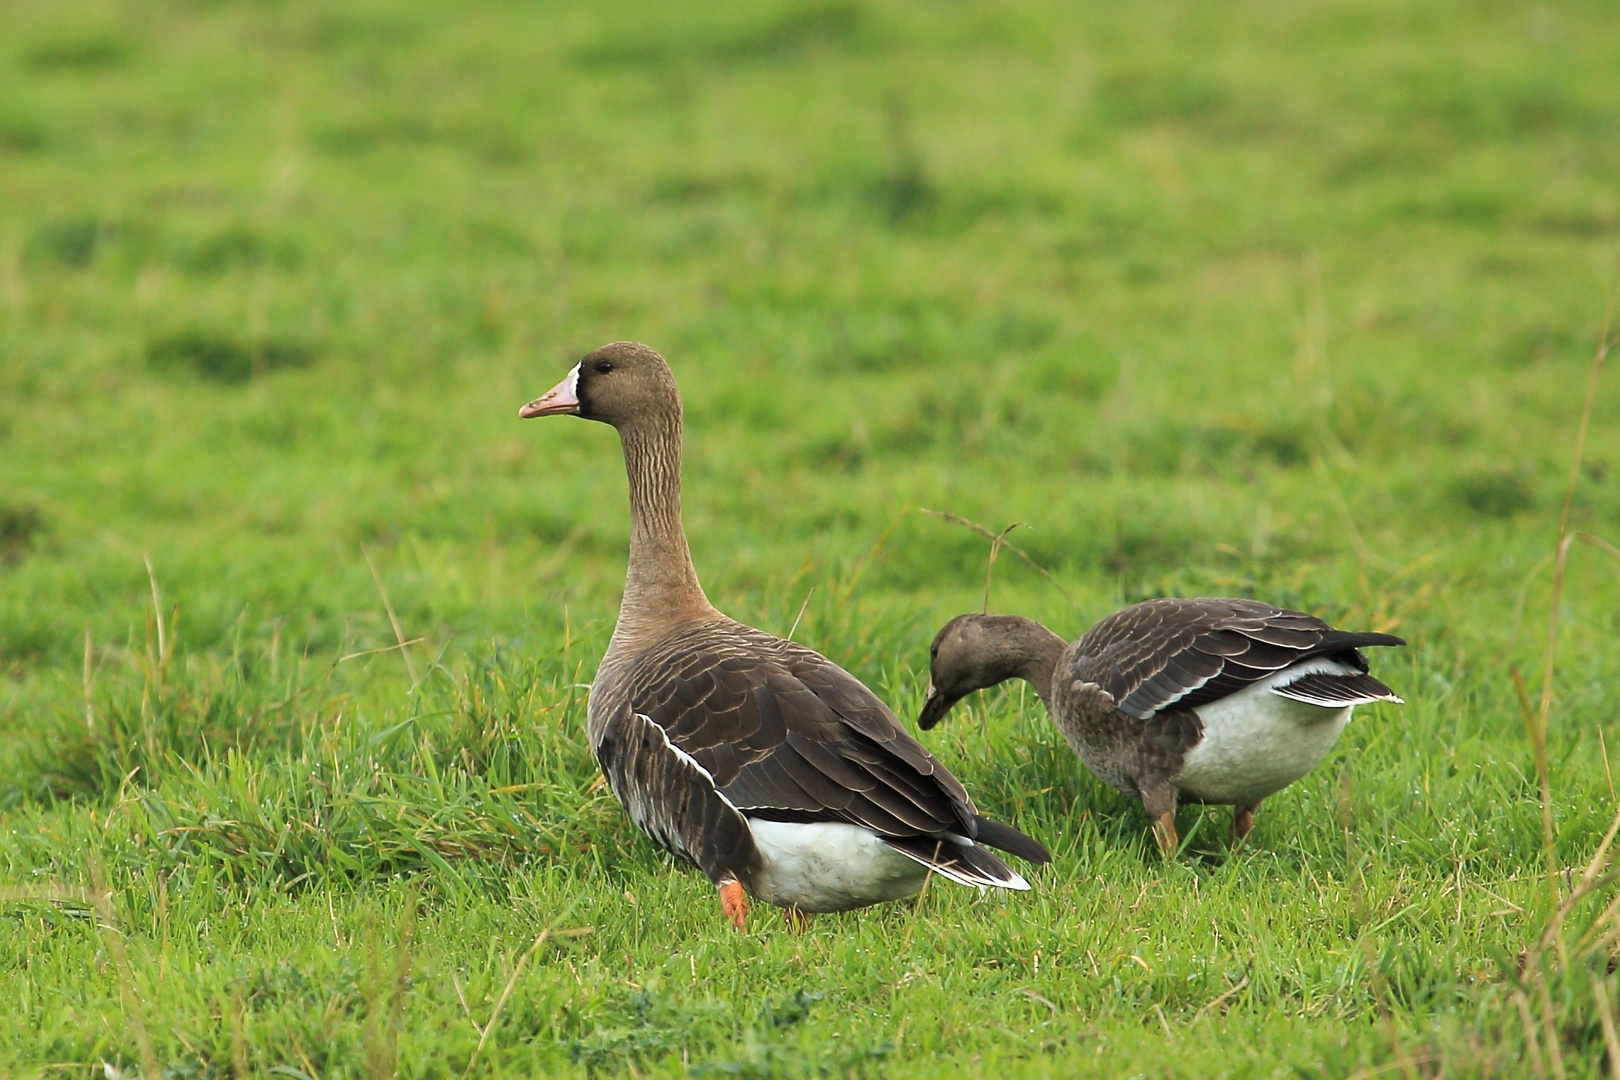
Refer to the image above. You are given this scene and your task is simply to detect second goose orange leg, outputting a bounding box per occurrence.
[1141,778,1179,856]
[1232,802,1260,843]
[717,879,749,932]
[1231,803,1257,841]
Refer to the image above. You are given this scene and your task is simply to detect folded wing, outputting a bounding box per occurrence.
[623,619,1050,869]
[594,703,761,887]
[1069,597,1406,721]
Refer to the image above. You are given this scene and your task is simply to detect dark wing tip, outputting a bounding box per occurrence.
[972,815,1052,865]
[1323,630,1407,650]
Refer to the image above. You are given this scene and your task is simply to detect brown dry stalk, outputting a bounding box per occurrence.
[364,890,419,1080]
[83,625,96,733]
[1591,976,1620,1080]
[1532,316,1613,920]
[87,853,161,1080]
[787,587,815,642]
[918,508,1072,602]
[1535,960,1568,1080]
[1513,989,1547,1080]
[143,555,167,671]
[1577,532,1620,569]
[1497,309,1613,1080]
[363,546,420,686]
[1539,326,1612,720]
[461,903,584,1078]
[462,927,550,1077]
[229,987,249,1080]
[1539,801,1620,954]
[983,521,1026,613]
[1191,974,1249,1024]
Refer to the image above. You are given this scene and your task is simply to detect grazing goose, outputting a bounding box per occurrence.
[520,342,1049,929]
[917,598,1405,853]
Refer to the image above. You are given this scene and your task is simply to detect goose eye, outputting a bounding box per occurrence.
[594,359,615,374]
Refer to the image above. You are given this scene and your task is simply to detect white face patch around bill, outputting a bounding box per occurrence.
[520,363,582,418]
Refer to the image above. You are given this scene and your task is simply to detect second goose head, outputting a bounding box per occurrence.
[519,341,680,429]
[918,613,1067,730]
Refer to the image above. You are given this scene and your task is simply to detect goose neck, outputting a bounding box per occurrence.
[615,415,713,636]
[1012,622,1067,716]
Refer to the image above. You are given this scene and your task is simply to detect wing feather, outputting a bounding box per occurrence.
[1275,672,1404,707]
[625,623,962,834]
[594,705,761,886]
[611,618,1049,869]
[1069,597,1405,721]
[881,835,1031,890]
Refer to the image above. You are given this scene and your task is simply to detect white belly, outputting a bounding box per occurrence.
[745,819,930,913]
[1174,665,1354,806]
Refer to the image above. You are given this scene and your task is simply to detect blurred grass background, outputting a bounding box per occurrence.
[1,0,1618,1075]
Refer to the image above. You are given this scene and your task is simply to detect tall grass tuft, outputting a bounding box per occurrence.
[1475,316,1617,1074]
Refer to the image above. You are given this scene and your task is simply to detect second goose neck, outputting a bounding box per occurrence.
[1013,621,1068,716]
[615,414,714,639]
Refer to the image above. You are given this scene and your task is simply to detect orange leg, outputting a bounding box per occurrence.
[783,907,813,935]
[1152,811,1179,856]
[1140,778,1180,857]
[717,879,748,932]
[1232,802,1260,843]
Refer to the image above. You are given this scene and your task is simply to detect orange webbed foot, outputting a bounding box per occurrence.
[718,879,748,932]
[783,907,813,935]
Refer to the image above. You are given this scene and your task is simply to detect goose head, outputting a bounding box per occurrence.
[520,341,680,429]
[918,613,1063,730]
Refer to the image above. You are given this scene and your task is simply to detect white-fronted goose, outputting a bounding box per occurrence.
[917,598,1405,853]
[520,342,1049,929]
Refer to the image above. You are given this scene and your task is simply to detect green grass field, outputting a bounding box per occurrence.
[2,0,1619,1074]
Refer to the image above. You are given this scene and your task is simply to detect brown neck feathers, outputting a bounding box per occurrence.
[1004,618,1067,715]
[613,410,714,644]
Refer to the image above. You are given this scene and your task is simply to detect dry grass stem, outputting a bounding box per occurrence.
[1535,963,1568,1080]
[363,546,420,686]
[919,508,1072,601]
[144,555,166,667]
[1524,317,1614,963]
[82,625,95,733]
[462,928,551,1077]
[983,521,1025,613]
[461,904,583,1079]
[1191,975,1249,1024]
[363,890,419,1080]
[87,853,161,1080]
[1513,989,1547,1080]
[1591,976,1620,1080]
[229,987,249,1080]
[338,638,426,664]
[787,587,815,641]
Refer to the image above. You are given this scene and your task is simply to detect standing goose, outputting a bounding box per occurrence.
[917,598,1405,853]
[520,342,1049,929]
